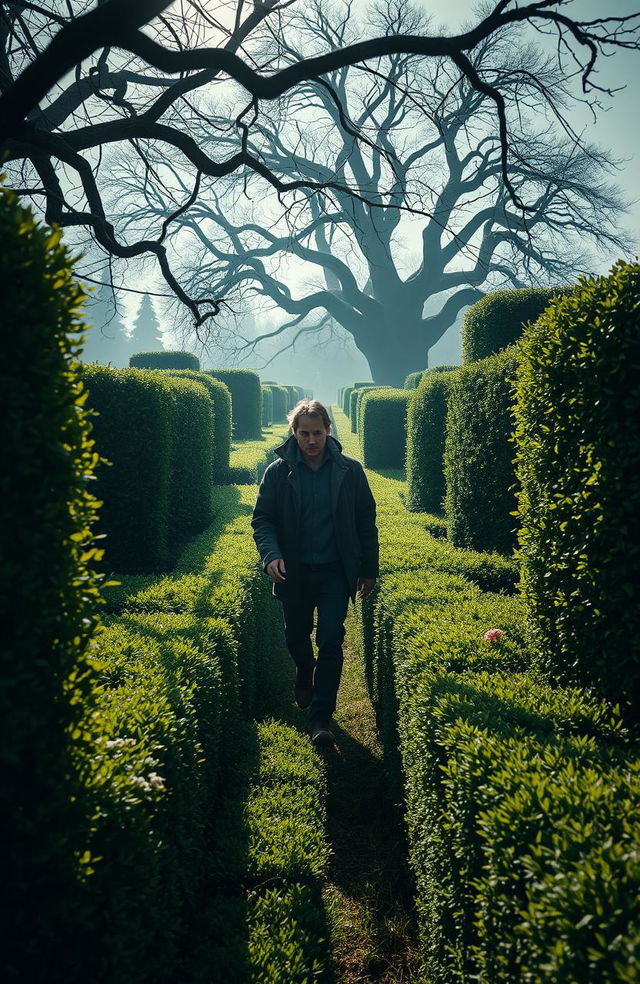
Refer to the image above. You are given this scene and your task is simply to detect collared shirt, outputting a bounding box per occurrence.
[296,445,339,565]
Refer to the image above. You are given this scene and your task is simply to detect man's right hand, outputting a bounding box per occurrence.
[266,558,287,583]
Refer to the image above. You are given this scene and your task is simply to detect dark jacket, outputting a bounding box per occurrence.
[251,434,379,601]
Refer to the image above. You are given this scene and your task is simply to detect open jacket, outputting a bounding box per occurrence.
[251,434,379,602]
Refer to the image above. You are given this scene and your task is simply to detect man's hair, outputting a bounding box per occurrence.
[287,399,331,432]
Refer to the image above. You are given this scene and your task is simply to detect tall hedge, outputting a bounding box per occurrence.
[360,389,411,469]
[1,185,103,979]
[404,370,424,389]
[84,366,173,571]
[208,369,262,439]
[165,369,231,480]
[261,384,273,426]
[131,350,200,370]
[342,381,370,414]
[444,348,520,555]
[270,384,289,423]
[406,368,460,513]
[165,377,214,540]
[515,261,640,720]
[349,384,389,432]
[462,287,568,363]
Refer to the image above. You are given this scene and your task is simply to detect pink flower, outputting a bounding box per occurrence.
[484,629,504,643]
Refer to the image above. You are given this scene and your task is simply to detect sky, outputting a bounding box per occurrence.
[117,0,640,373]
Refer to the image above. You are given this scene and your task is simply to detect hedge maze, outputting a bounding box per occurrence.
[5,181,639,984]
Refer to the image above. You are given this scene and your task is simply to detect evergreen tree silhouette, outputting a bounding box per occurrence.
[130,294,164,357]
[81,277,130,366]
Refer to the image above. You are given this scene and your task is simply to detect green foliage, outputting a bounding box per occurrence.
[227,425,291,485]
[444,348,520,555]
[164,376,214,540]
[514,261,640,720]
[130,350,200,370]
[462,287,568,363]
[342,381,370,414]
[405,368,460,513]
[404,370,424,389]
[359,388,411,469]
[163,369,232,481]
[0,184,104,977]
[261,385,273,426]
[349,384,389,432]
[84,365,173,570]
[209,369,262,439]
[270,384,288,423]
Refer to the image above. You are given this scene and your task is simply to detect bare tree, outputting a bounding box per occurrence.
[1,0,639,343]
[109,2,633,382]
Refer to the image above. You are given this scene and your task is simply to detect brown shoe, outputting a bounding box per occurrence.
[294,665,314,709]
[310,718,335,748]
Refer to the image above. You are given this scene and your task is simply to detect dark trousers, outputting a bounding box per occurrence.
[280,562,351,720]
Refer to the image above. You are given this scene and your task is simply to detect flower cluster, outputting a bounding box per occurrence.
[484,628,504,643]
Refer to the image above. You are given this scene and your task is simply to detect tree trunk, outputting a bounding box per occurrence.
[356,320,430,386]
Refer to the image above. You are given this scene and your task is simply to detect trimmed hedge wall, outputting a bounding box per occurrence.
[462,287,568,363]
[359,388,411,469]
[165,376,214,540]
[515,260,640,721]
[84,365,173,571]
[349,384,389,432]
[208,369,262,439]
[131,350,200,370]
[261,384,273,426]
[342,381,370,414]
[270,384,289,423]
[406,368,460,513]
[165,369,232,481]
[444,348,520,555]
[404,370,424,389]
[1,184,104,980]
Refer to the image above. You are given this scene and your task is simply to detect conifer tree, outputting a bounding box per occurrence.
[129,293,164,357]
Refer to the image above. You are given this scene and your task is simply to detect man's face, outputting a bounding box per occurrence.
[294,414,330,460]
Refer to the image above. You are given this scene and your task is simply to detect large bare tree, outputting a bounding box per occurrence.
[123,1,631,383]
[1,0,639,348]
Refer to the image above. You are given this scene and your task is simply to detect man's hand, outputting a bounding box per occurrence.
[357,577,376,599]
[266,558,287,583]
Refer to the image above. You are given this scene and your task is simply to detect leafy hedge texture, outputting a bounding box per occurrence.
[130,350,200,370]
[406,368,459,513]
[349,384,389,432]
[164,369,232,481]
[261,384,273,426]
[208,369,262,439]
[359,388,411,469]
[462,287,568,363]
[444,348,520,555]
[515,261,640,721]
[1,185,103,980]
[164,376,214,540]
[270,384,289,423]
[404,370,424,389]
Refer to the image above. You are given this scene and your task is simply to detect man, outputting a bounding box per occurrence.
[251,399,379,747]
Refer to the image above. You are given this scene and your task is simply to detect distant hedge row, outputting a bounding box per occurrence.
[130,350,200,371]
[208,369,262,439]
[84,365,215,571]
[359,388,411,469]
[164,369,232,480]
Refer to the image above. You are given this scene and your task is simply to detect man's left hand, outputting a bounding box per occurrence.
[357,577,376,599]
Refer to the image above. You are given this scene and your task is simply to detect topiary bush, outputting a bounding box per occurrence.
[261,385,273,426]
[209,369,262,439]
[84,365,174,571]
[163,369,231,482]
[462,287,568,363]
[406,368,460,513]
[0,183,104,979]
[444,347,520,555]
[515,260,640,721]
[404,370,424,389]
[165,376,214,542]
[270,384,289,423]
[359,389,411,469]
[349,384,389,432]
[130,350,200,370]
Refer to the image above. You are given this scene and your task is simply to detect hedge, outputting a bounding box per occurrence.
[404,370,424,389]
[227,425,291,486]
[359,388,411,469]
[164,376,214,541]
[349,384,389,432]
[334,405,640,984]
[270,384,289,423]
[261,385,273,426]
[342,381,370,414]
[208,369,262,439]
[130,350,200,370]
[462,287,568,363]
[515,260,640,722]
[444,347,520,555]
[405,368,460,513]
[1,184,104,980]
[164,369,231,481]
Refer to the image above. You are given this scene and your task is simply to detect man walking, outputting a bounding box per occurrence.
[251,399,379,747]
